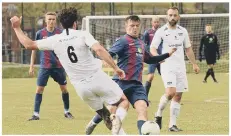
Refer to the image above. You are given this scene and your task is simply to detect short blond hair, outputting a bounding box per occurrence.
[152,15,160,22]
[45,12,56,16]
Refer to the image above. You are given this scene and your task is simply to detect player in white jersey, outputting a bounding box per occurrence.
[10,7,130,135]
[150,7,200,132]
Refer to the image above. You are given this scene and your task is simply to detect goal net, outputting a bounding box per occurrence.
[83,14,229,73]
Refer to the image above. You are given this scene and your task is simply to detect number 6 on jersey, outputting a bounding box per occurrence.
[67,46,78,63]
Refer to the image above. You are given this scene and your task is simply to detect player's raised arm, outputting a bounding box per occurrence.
[144,48,176,64]
[10,16,38,50]
[84,31,125,79]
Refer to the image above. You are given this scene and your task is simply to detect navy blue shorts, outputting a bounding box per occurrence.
[114,80,149,108]
[37,68,67,86]
[148,64,159,74]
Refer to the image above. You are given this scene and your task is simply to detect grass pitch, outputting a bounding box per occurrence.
[2,73,229,135]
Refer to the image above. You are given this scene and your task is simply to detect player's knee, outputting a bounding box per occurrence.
[147,74,154,82]
[134,100,148,120]
[36,86,45,94]
[165,87,176,100]
[173,93,182,102]
[134,100,147,112]
[60,85,68,93]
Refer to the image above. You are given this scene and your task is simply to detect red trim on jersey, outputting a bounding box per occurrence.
[148,29,154,43]
[125,35,136,80]
[41,29,50,68]
[138,40,145,81]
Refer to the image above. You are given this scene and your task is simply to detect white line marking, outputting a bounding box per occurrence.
[204,97,228,104]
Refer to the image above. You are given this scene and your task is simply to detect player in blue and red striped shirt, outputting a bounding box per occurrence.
[142,16,162,101]
[85,15,176,135]
[28,12,74,121]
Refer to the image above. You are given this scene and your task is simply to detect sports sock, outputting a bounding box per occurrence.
[204,68,211,81]
[144,81,152,96]
[137,120,146,135]
[116,107,127,135]
[156,95,169,117]
[92,114,103,124]
[169,100,181,128]
[34,93,42,115]
[62,92,69,113]
[210,68,217,81]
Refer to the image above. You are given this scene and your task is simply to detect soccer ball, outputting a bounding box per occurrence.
[141,121,160,135]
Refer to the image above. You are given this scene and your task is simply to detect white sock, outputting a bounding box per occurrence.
[118,128,126,135]
[156,95,169,117]
[116,107,127,135]
[169,100,181,128]
[33,112,39,117]
[64,109,69,114]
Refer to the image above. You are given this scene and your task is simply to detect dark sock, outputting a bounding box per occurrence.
[144,81,151,96]
[204,68,211,81]
[137,120,146,135]
[96,105,111,130]
[34,93,42,113]
[62,92,69,111]
[210,68,217,81]
[93,114,103,124]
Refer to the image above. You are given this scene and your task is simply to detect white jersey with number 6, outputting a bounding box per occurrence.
[36,29,102,83]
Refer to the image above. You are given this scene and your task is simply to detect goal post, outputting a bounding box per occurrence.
[83,14,229,73]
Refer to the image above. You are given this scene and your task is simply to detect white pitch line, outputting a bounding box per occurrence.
[204,97,228,104]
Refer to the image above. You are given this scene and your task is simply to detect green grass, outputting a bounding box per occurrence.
[2,73,229,135]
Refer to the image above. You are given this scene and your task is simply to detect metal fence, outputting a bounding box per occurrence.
[2,2,229,64]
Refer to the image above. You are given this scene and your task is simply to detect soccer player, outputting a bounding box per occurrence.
[199,24,220,83]
[150,7,200,132]
[85,15,177,135]
[10,7,129,135]
[28,12,74,121]
[142,15,162,100]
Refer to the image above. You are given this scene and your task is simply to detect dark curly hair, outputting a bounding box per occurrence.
[58,7,77,33]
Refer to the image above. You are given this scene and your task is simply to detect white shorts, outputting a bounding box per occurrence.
[161,70,188,92]
[73,70,123,111]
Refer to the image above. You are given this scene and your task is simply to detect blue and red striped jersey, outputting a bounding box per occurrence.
[35,28,62,68]
[109,34,155,82]
[143,28,162,54]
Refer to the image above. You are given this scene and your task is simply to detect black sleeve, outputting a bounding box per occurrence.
[215,34,220,56]
[199,36,204,57]
[144,48,170,64]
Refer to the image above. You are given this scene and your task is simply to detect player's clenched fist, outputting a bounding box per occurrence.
[193,64,200,74]
[10,16,22,28]
[169,48,177,56]
[115,67,126,79]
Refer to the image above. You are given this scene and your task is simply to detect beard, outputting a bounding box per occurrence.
[168,20,178,26]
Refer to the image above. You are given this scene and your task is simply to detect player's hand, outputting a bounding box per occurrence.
[10,16,22,29]
[193,64,200,74]
[115,67,125,79]
[29,66,35,77]
[169,48,177,56]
